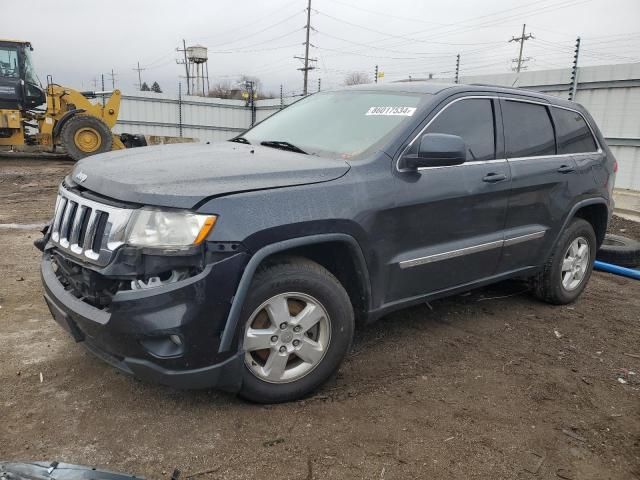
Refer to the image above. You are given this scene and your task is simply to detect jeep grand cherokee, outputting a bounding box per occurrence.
[37,83,616,403]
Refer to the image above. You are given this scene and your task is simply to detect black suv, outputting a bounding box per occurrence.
[38,83,616,402]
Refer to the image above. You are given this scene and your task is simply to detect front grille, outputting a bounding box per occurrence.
[50,186,134,266]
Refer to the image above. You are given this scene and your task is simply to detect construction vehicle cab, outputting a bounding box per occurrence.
[0,40,46,110]
[0,39,127,160]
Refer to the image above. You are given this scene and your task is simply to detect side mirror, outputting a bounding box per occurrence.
[400,133,467,170]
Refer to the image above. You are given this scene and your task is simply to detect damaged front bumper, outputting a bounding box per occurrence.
[40,248,247,391]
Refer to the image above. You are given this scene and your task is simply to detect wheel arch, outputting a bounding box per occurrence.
[218,233,371,352]
[569,198,610,248]
[51,108,86,140]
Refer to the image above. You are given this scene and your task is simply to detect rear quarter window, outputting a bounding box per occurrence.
[502,100,555,158]
[552,107,598,154]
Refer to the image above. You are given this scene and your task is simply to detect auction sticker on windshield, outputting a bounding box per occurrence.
[366,106,416,116]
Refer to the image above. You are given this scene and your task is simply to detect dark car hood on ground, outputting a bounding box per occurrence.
[0,461,142,480]
[69,142,351,209]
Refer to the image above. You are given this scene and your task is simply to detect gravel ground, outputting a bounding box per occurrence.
[0,157,639,480]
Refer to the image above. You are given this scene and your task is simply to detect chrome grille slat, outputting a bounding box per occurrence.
[49,186,134,266]
[69,205,87,254]
[83,209,99,252]
[51,196,67,242]
[58,201,76,248]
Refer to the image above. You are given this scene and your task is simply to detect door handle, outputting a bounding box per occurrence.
[557,164,575,174]
[482,172,507,183]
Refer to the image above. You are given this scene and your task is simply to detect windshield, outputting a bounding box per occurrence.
[0,46,19,78]
[22,46,40,85]
[242,91,426,158]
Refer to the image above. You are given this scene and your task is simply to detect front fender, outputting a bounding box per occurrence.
[217,233,370,352]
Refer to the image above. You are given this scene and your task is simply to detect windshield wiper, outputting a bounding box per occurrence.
[260,140,307,155]
[229,136,250,144]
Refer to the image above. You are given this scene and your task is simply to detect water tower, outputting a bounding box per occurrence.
[187,45,210,96]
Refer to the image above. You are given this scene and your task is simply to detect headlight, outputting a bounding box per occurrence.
[126,209,217,248]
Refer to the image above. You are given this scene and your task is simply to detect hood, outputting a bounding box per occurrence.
[70,142,350,209]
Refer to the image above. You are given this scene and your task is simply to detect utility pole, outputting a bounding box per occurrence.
[374,65,379,84]
[176,40,191,95]
[509,24,534,73]
[107,69,117,89]
[280,84,284,109]
[569,36,581,101]
[133,61,146,90]
[318,78,321,92]
[295,0,316,95]
[454,54,460,84]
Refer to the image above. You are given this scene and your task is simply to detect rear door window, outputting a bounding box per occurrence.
[425,98,495,161]
[552,107,598,154]
[502,100,555,158]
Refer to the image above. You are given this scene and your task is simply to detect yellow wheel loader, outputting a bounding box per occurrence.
[0,39,141,160]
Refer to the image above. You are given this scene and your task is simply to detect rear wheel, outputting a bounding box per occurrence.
[60,115,113,161]
[532,218,596,304]
[238,257,354,403]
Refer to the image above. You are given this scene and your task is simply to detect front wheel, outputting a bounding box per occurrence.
[532,218,596,305]
[59,114,113,161]
[238,257,354,403]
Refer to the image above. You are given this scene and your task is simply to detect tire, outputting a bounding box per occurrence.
[238,257,354,403]
[532,218,596,305]
[596,234,640,268]
[59,114,113,161]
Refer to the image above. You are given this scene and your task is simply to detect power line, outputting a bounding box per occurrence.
[204,10,302,48]
[210,29,302,53]
[210,43,301,54]
[189,0,301,44]
[314,0,588,55]
[315,30,502,55]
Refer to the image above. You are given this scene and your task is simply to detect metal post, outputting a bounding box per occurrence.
[375,65,378,84]
[569,36,581,101]
[280,84,284,109]
[454,54,460,84]
[178,82,183,138]
[318,78,321,92]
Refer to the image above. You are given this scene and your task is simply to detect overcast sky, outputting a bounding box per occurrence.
[5,0,640,97]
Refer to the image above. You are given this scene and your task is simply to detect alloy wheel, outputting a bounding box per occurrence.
[561,236,590,291]
[243,292,331,383]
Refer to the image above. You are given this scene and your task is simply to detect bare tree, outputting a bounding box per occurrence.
[208,80,233,99]
[343,72,372,86]
[239,74,261,93]
[208,75,276,100]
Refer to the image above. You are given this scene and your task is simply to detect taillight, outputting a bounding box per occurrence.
[613,159,618,173]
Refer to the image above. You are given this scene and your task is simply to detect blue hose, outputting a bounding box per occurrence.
[594,260,640,280]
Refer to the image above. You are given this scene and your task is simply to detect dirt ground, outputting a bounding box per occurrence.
[1,157,639,480]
